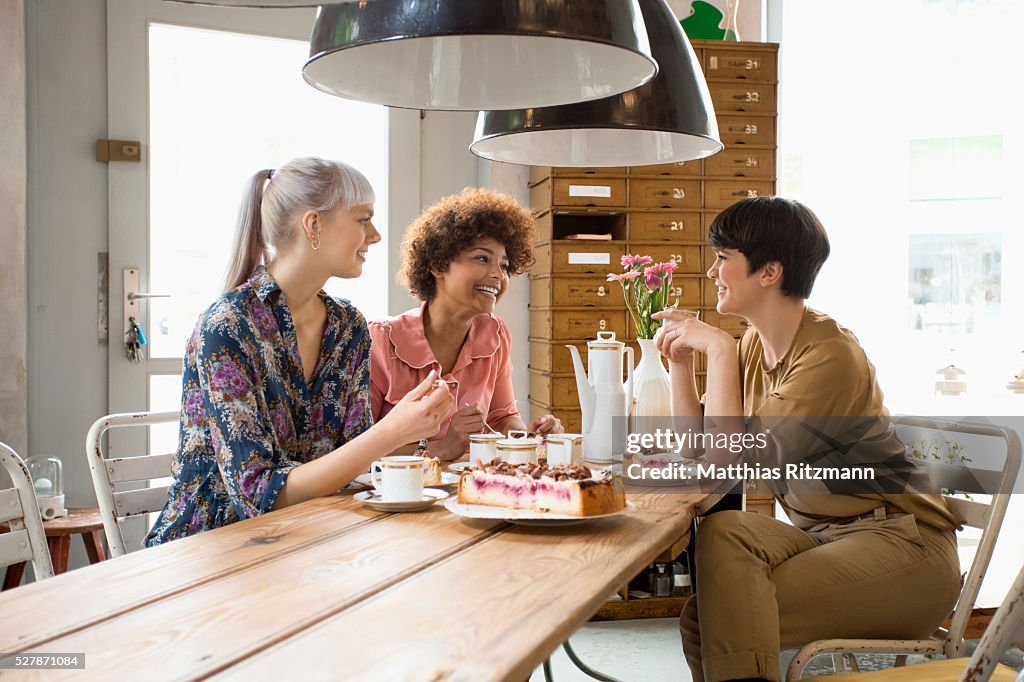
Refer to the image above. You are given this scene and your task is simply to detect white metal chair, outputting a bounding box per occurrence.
[0,442,54,584]
[85,411,178,557]
[787,417,1023,680]
[802,562,1024,681]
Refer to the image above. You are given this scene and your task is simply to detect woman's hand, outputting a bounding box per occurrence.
[652,309,734,364]
[527,414,563,436]
[378,371,453,448]
[435,403,486,462]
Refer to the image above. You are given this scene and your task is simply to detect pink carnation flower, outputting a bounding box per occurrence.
[621,254,654,269]
[646,261,678,275]
[643,261,677,289]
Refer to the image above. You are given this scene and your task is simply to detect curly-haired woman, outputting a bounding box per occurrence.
[370,188,563,461]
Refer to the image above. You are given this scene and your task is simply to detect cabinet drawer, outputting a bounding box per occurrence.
[531,341,586,374]
[530,340,639,374]
[704,275,718,306]
[530,309,627,341]
[629,179,701,209]
[530,276,623,308]
[529,400,582,435]
[704,47,777,81]
[628,212,702,242]
[702,310,749,336]
[550,178,627,207]
[529,370,580,408]
[530,166,627,185]
[745,492,776,517]
[703,180,774,209]
[533,242,627,275]
[666,275,704,307]
[640,245,704,274]
[716,114,776,146]
[530,177,628,211]
[628,159,702,177]
[703,148,775,178]
[708,81,776,114]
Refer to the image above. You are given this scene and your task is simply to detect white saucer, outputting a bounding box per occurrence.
[355,471,459,490]
[354,488,449,512]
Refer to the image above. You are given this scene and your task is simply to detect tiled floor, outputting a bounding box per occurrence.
[528,618,688,682]
[528,618,1024,681]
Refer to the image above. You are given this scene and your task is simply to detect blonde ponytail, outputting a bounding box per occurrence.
[223,169,273,291]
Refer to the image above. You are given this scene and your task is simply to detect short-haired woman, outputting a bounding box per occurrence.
[654,197,960,682]
[370,187,562,461]
[146,158,452,546]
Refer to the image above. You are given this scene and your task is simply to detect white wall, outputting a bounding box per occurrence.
[0,0,28,459]
[391,110,532,424]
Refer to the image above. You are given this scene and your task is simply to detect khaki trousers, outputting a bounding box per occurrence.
[680,510,961,682]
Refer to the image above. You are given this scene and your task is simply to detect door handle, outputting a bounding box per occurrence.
[123,267,171,344]
[127,292,171,301]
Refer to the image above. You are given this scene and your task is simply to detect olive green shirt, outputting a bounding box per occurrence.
[738,307,957,532]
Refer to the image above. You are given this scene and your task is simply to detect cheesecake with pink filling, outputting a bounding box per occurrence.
[457,461,625,516]
[622,451,674,469]
[423,457,442,486]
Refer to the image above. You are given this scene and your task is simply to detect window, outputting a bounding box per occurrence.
[148,23,389,361]
[775,0,1024,414]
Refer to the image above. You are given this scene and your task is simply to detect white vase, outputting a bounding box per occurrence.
[632,338,672,422]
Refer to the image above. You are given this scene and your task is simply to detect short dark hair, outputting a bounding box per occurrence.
[400,188,536,301]
[708,196,830,299]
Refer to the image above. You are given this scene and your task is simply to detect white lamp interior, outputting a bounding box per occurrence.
[304,35,657,111]
[471,127,723,167]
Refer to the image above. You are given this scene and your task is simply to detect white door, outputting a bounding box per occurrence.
[105,0,420,545]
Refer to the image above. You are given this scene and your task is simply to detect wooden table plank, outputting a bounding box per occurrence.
[216,491,708,682]
[8,504,504,681]
[0,495,379,650]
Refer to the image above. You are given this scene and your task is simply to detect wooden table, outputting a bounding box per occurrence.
[0,480,721,681]
[2,509,106,590]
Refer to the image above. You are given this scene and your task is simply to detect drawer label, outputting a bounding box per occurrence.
[568,184,612,198]
[567,252,611,265]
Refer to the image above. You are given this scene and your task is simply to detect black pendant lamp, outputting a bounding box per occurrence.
[302,1,658,111]
[168,1,333,5]
[471,0,722,166]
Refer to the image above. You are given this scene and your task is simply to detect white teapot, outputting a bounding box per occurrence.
[566,332,634,462]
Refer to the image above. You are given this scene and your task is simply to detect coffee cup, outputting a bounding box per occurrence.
[496,430,538,465]
[370,455,424,502]
[469,433,502,465]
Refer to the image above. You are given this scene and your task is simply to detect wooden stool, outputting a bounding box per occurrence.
[2,508,106,589]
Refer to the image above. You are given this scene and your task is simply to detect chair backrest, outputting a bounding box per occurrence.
[0,442,54,581]
[85,411,179,557]
[893,416,1022,659]
[959,562,1024,682]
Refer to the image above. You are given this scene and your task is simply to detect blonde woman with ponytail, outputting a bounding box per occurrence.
[146,157,452,546]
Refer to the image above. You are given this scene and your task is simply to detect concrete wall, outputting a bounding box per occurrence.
[0,0,28,459]
[24,0,109,509]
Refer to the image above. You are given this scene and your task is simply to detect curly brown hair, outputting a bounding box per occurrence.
[400,187,536,301]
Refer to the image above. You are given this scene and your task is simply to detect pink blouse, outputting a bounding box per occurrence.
[368,304,520,442]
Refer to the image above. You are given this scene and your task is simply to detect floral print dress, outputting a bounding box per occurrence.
[145,267,372,546]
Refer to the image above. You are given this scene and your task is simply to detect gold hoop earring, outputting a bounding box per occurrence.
[311,226,321,251]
